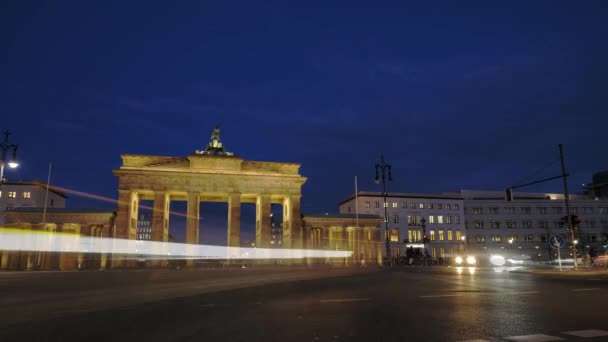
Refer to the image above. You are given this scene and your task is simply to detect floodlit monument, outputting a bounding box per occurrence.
[112,126,307,266]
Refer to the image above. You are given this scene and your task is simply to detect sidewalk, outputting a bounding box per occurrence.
[513,268,608,277]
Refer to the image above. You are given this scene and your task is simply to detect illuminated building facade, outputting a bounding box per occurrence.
[302,213,383,266]
[339,192,466,261]
[0,181,66,224]
[458,190,608,260]
[0,208,115,270]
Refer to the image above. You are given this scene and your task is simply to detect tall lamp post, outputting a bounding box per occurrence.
[375,154,392,266]
[0,130,19,187]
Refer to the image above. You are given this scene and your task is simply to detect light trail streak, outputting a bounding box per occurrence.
[0,228,352,260]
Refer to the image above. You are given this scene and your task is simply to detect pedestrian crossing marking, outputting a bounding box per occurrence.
[562,329,608,337]
[504,334,563,341]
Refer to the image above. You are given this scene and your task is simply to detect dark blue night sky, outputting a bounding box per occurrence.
[2,1,607,244]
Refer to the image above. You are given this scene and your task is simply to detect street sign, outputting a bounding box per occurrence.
[549,235,565,249]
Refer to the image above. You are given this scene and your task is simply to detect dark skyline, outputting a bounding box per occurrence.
[2,1,607,243]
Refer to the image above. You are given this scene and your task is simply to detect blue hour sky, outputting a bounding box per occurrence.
[1,1,607,244]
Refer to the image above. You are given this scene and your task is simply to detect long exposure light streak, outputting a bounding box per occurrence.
[0,228,352,260]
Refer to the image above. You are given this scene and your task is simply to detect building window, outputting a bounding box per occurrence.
[394,215,399,223]
[474,221,483,229]
[447,230,453,241]
[446,216,452,224]
[392,202,398,208]
[430,230,436,241]
[375,201,380,208]
[8,191,16,199]
[507,235,518,243]
[428,215,435,224]
[347,207,351,213]
[437,215,444,224]
[571,207,578,214]
[586,220,596,228]
[473,207,483,215]
[446,203,451,210]
[583,207,593,214]
[587,234,597,242]
[454,204,459,210]
[491,221,500,229]
[552,207,563,214]
[456,230,462,241]
[455,215,460,224]
[491,235,502,243]
[384,216,389,223]
[440,248,445,258]
[522,220,532,229]
[384,202,389,208]
[504,207,515,214]
[506,221,516,229]
[429,203,434,209]
[408,202,415,209]
[407,215,422,226]
[365,201,370,208]
[538,221,548,229]
[476,236,485,243]
[438,230,444,241]
[598,207,608,214]
[521,207,531,215]
[554,221,565,229]
[431,247,437,259]
[408,229,422,242]
[419,203,424,209]
[540,234,548,243]
[390,229,399,242]
[537,207,547,215]
[22,192,31,199]
[437,203,443,210]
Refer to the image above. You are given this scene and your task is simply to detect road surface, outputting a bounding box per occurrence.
[1,267,607,341]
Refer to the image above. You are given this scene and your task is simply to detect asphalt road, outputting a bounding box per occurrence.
[1,267,607,342]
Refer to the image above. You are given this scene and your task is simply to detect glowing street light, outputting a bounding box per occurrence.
[0,130,19,185]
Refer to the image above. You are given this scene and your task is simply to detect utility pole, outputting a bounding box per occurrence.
[559,144,577,270]
[375,154,392,267]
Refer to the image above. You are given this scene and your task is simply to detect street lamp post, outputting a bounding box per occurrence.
[375,154,392,266]
[0,130,19,187]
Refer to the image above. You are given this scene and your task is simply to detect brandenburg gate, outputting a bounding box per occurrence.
[112,127,306,265]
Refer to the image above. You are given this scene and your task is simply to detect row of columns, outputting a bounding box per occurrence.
[307,226,381,265]
[114,191,303,260]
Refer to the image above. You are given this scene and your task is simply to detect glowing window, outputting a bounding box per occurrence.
[22,192,31,199]
[8,191,16,199]
[447,230,453,241]
[428,216,435,224]
[455,230,462,241]
[430,230,436,241]
[438,230,444,241]
[437,216,443,224]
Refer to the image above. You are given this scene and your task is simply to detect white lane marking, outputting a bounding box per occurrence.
[572,288,600,291]
[319,298,370,303]
[419,294,462,298]
[562,329,608,337]
[504,334,563,341]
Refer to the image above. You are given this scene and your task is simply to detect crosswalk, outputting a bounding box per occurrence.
[458,329,608,341]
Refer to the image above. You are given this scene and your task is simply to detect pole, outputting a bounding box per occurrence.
[556,242,562,271]
[42,162,52,224]
[382,174,390,266]
[559,144,577,269]
[355,176,359,229]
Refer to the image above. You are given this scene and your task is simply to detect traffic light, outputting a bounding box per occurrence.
[561,215,582,226]
[505,188,513,201]
[423,235,430,244]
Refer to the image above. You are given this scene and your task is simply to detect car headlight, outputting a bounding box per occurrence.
[466,256,476,265]
[455,256,463,264]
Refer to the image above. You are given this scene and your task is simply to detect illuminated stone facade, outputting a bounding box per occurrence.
[0,208,115,270]
[112,153,307,267]
[302,214,383,266]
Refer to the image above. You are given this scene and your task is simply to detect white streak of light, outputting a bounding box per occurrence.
[0,229,352,260]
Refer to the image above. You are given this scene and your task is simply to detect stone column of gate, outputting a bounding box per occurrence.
[227,193,241,248]
[255,194,271,249]
[282,195,303,249]
[185,192,200,266]
[151,192,170,267]
[111,190,138,268]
